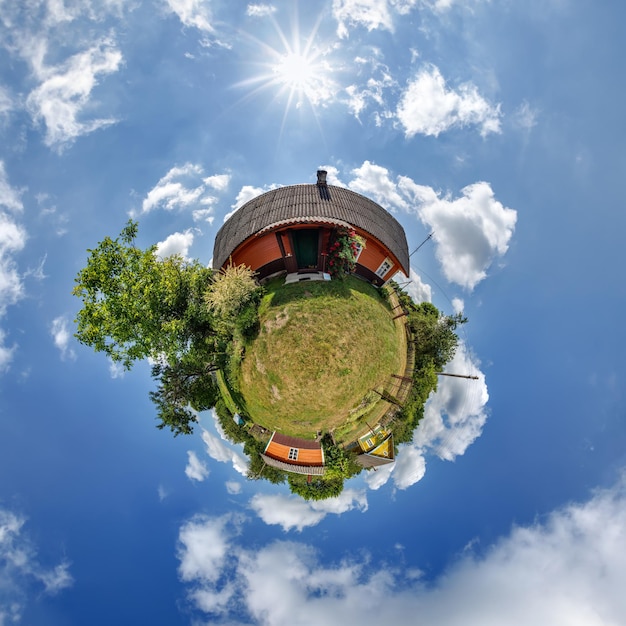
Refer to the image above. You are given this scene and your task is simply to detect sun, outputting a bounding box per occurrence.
[273,52,316,91]
[235,11,337,119]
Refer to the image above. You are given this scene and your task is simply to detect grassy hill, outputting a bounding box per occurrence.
[235,276,406,439]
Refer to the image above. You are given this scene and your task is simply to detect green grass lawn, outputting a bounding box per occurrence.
[236,276,405,439]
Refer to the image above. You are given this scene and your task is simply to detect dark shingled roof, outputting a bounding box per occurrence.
[213,184,409,275]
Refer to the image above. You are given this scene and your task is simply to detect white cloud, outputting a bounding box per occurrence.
[249,489,368,532]
[332,0,394,38]
[451,297,464,314]
[225,481,242,495]
[396,65,501,138]
[400,177,517,290]
[392,446,427,489]
[140,164,228,220]
[201,427,249,477]
[222,184,269,223]
[0,163,23,212]
[393,268,432,303]
[0,164,27,372]
[165,0,214,32]
[0,507,73,623]
[348,160,409,211]
[246,4,276,17]
[363,342,487,491]
[185,450,209,482]
[317,165,346,188]
[363,461,395,490]
[177,515,231,585]
[0,329,16,373]
[50,315,76,361]
[26,38,122,149]
[347,161,517,290]
[203,173,231,191]
[332,0,472,37]
[414,342,488,461]
[155,230,194,260]
[178,478,626,625]
[344,59,396,122]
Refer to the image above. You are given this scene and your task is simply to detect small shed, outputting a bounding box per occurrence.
[261,432,325,476]
[356,432,395,469]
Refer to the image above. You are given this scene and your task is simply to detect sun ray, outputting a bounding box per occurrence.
[233,8,337,133]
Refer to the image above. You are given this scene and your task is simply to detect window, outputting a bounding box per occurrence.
[375,258,393,278]
[354,241,365,262]
[288,448,299,461]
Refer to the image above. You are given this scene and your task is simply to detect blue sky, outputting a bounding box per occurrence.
[1,0,626,624]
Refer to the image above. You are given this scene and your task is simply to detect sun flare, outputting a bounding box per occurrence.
[236,12,336,118]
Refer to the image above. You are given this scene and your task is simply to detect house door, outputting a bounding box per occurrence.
[292,229,319,269]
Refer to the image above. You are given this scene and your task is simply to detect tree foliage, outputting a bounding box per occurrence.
[73,220,215,369]
[205,263,261,324]
[287,474,344,501]
[149,352,220,436]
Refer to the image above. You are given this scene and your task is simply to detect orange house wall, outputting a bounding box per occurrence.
[230,234,282,269]
[226,225,404,279]
[265,441,324,466]
[353,227,403,279]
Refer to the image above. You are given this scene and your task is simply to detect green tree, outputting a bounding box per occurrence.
[408,302,466,370]
[287,474,344,501]
[205,263,262,327]
[149,351,220,436]
[73,220,215,369]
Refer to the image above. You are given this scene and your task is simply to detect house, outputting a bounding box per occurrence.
[261,432,325,476]
[356,427,395,468]
[213,170,409,286]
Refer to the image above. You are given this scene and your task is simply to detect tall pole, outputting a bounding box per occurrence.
[436,372,479,380]
[409,232,434,258]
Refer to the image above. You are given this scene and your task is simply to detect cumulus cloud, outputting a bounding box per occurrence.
[249,489,368,532]
[348,160,409,212]
[185,450,209,482]
[347,161,517,290]
[332,0,394,38]
[155,230,194,260]
[165,0,214,32]
[178,478,626,624]
[140,164,229,220]
[317,165,346,188]
[50,315,76,361]
[26,38,122,149]
[222,184,272,223]
[393,268,432,303]
[414,342,488,461]
[400,177,517,290]
[396,65,501,138]
[201,427,249,477]
[366,342,488,491]
[451,297,464,314]
[0,507,73,623]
